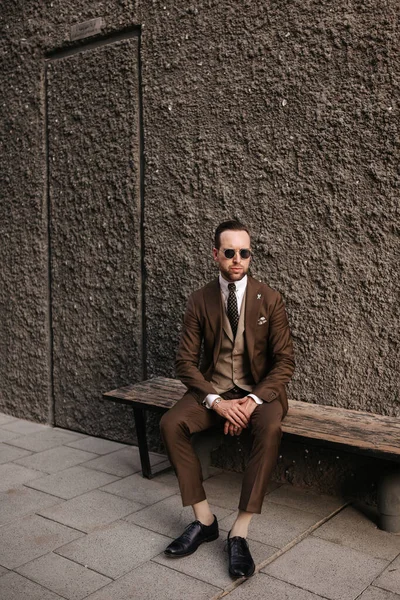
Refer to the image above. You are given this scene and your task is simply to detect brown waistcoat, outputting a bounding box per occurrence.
[211,292,255,394]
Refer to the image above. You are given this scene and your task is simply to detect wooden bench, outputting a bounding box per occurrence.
[103,376,400,532]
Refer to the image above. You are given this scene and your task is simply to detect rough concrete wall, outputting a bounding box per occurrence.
[1,0,398,452]
[141,0,399,418]
[0,27,50,421]
[47,39,143,437]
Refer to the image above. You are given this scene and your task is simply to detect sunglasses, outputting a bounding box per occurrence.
[221,248,252,260]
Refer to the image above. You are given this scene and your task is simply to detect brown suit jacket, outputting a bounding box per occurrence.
[175,275,295,416]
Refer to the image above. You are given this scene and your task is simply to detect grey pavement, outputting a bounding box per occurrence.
[0,412,398,600]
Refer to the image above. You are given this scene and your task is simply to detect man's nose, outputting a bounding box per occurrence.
[232,251,242,263]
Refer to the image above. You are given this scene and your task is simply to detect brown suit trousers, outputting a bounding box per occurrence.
[160,389,283,514]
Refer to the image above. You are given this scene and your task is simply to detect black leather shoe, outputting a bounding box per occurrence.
[164,516,219,557]
[227,532,255,578]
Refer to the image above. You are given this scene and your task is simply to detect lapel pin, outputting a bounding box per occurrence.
[257,294,261,300]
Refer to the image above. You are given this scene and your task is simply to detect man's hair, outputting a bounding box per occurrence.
[214,220,251,249]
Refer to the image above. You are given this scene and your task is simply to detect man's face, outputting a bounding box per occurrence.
[213,230,252,282]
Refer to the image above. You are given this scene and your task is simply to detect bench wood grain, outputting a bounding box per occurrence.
[104,376,400,462]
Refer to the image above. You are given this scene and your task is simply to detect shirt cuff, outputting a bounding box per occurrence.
[247,393,263,405]
[203,394,221,409]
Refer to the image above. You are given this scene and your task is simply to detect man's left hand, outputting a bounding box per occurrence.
[224,397,257,436]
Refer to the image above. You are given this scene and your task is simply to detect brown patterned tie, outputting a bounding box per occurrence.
[227,283,239,338]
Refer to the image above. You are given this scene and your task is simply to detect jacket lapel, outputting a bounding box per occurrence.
[244,275,263,364]
[222,310,234,343]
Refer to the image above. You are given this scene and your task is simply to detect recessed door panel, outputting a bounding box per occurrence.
[47,37,143,435]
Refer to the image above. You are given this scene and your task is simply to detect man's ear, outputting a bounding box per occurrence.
[212,247,219,262]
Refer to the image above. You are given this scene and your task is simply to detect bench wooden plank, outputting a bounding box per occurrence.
[284,401,400,458]
[103,378,182,410]
[103,377,400,459]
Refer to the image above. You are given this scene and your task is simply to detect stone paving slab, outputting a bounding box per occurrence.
[143,469,182,491]
[124,493,234,538]
[66,436,127,454]
[0,414,18,426]
[0,572,64,600]
[15,446,99,474]
[0,442,32,464]
[0,410,396,600]
[53,428,89,440]
[82,446,165,477]
[0,428,21,443]
[56,520,172,579]
[16,552,112,600]
[263,537,389,600]
[0,566,9,577]
[373,555,400,595]
[0,462,44,492]
[6,428,84,452]
[25,465,121,499]
[227,572,326,600]
[0,514,84,569]
[100,472,178,505]
[0,485,62,525]
[38,489,144,533]
[219,501,322,548]
[312,506,400,561]
[265,483,345,516]
[1,420,49,435]
[154,535,277,589]
[85,560,221,600]
[147,459,172,476]
[359,587,400,600]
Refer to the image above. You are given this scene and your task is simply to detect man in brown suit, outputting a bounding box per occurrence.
[160,220,295,577]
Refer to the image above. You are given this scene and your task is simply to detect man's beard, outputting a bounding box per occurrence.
[219,264,248,282]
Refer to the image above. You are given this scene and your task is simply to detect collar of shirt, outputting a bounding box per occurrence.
[218,274,248,315]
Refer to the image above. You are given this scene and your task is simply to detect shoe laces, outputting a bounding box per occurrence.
[179,520,201,544]
[228,535,250,558]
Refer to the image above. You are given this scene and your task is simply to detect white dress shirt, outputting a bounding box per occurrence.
[204,274,263,409]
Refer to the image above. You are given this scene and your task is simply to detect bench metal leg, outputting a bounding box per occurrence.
[133,407,152,478]
[378,468,400,533]
[133,407,173,479]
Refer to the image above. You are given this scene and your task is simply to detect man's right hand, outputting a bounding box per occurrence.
[212,399,249,429]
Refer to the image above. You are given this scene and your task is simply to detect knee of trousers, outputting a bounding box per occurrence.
[252,421,282,445]
[159,411,189,443]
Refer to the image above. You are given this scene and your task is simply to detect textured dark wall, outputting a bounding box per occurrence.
[0,25,50,421]
[1,0,399,457]
[141,1,399,418]
[47,38,143,437]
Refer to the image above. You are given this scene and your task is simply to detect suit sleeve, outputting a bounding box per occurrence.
[251,292,295,402]
[175,293,219,404]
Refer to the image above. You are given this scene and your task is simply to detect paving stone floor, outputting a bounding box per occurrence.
[0,412,398,600]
